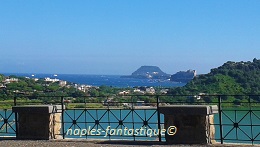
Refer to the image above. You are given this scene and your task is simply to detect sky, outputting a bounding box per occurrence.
[0,0,260,75]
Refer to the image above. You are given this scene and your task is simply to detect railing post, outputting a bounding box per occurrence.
[106,96,110,109]
[131,95,135,141]
[156,95,161,142]
[218,95,223,144]
[61,96,65,139]
[14,95,17,106]
[248,96,254,145]
[131,95,134,110]
[14,95,18,136]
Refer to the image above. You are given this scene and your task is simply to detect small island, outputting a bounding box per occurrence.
[121,66,170,79]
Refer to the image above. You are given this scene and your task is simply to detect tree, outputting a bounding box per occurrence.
[0,74,4,82]
[203,96,212,103]
[89,89,99,97]
[233,99,241,105]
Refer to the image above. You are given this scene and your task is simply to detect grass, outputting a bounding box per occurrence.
[0,99,43,109]
[66,103,104,109]
[1,97,259,110]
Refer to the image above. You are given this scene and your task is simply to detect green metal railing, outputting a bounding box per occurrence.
[0,95,259,144]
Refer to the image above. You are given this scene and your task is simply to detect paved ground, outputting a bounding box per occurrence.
[0,139,259,147]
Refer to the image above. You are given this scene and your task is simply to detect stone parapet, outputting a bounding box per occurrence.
[159,105,218,144]
[12,105,63,140]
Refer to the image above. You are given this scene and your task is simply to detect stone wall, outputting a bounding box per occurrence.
[159,105,218,144]
[13,105,62,140]
[49,113,62,139]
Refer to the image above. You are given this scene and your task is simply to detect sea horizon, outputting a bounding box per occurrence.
[1,72,185,88]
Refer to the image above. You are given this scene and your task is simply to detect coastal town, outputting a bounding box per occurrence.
[0,73,172,109]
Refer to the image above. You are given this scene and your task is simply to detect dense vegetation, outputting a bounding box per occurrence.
[0,75,136,108]
[0,78,128,98]
[168,58,260,104]
[0,75,131,101]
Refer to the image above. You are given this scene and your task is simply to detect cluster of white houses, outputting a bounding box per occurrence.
[0,78,19,88]
[1,76,169,98]
[43,77,98,93]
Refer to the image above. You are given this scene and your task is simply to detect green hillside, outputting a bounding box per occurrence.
[168,58,260,103]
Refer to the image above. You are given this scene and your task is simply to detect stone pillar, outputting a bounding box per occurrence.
[12,105,63,140]
[159,105,218,144]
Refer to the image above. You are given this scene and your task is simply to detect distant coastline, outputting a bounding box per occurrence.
[2,73,186,88]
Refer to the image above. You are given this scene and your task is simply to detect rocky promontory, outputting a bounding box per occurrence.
[170,69,196,83]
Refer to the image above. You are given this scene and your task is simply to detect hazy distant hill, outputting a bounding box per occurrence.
[121,66,170,79]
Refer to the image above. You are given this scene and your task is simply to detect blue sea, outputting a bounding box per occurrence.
[3,73,185,88]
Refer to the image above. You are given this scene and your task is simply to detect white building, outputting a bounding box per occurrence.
[4,78,19,84]
[146,87,155,94]
[44,77,59,82]
[59,81,67,87]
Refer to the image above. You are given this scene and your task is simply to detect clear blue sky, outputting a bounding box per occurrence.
[1,0,260,75]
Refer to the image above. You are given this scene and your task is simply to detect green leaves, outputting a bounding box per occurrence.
[168,58,260,103]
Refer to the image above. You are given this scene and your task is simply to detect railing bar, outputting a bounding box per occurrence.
[146,110,157,122]
[61,96,65,139]
[98,110,108,122]
[252,111,260,120]
[157,95,162,142]
[84,109,88,139]
[109,110,120,121]
[223,127,235,139]
[253,132,260,140]
[64,110,74,121]
[222,111,235,123]
[218,95,223,144]
[133,110,145,122]
[108,108,111,140]
[95,109,98,131]
[6,121,16,132]
[238,127,252,140]
[85,110,96,121]
[235,110,238,140]
[131,96,135,141]
[249,97,254,145]
[237,111,250,124]
[75,110,85,121]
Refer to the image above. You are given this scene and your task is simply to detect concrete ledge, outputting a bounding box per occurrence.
[13,105,63,114]
[159,105,218,115]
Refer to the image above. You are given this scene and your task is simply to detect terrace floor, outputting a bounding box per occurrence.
[0,139,259,147]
